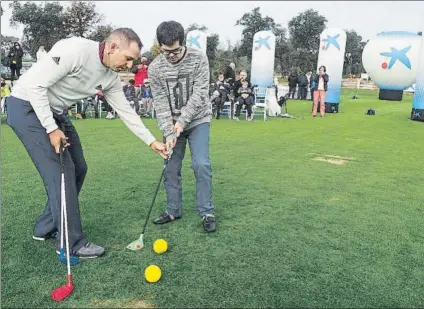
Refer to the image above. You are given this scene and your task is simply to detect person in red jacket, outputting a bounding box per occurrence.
[131,57,149,88]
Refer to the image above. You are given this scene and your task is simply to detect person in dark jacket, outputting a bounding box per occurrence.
[234,79,254,121]
[8,42,24,81]
[123,79,140,114]
[312,65,330,118]
[223,62,235,86]
[232,70,252,119]
[297,72,308,100]
[212,72,231,119]
[287,72,298,99]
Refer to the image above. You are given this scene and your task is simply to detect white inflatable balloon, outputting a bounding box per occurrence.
[362,31,421,91]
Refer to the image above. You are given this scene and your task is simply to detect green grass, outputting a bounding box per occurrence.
[2,89,424,308]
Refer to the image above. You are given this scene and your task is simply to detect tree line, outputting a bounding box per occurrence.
[2,1,383,78]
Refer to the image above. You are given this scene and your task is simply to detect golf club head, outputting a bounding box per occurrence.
[126,234,144,251]
[51,282,74,302]
[59,248,79,265]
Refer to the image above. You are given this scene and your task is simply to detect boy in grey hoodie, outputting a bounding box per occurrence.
[149,20,216,232]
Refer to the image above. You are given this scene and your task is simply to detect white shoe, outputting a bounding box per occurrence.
[234,117,239,121]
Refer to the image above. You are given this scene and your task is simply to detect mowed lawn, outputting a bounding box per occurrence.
[1,89,424,308]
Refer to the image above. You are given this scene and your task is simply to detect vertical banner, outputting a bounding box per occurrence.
[250,30,276,88]
[186,30,207,54]
[316,28,347,112]
[412,34,424,122]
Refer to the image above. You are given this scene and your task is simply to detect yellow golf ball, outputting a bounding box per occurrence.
[153,239,168,254]
[144,264,161,283]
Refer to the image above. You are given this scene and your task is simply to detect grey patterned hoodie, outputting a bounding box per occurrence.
[148,48,211,141]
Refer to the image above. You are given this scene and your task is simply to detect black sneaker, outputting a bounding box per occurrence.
[202,214,216,232]
[33,231,58,241]
[153,212,181,224]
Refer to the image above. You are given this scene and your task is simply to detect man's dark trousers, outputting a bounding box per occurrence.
[6,96,88,252]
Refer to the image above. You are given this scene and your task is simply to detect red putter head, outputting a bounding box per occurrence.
[51,275,74,302]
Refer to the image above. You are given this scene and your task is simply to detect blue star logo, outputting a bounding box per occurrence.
[255,36,271,50]
[380,46,412,70]
[322,34,340,50]
[187,35,201,49]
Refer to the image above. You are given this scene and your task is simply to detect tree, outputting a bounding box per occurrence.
[274,26,290,73]
[288,9,327,71]
[418,31,422,36]
[87,24,113,42]
[63,1,102,38]
[235,7,279,60]
[150,38,161,58]
[9,1,70,58]
[344,30,366,76]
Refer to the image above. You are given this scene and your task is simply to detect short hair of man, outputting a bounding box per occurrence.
[156,21,185,46]
[107,28,143,50]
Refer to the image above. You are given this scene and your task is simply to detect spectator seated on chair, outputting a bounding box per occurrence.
[123,79,141,115]
[211,73,231,120]
[140,78,153,117]
[1,78,11,114]
[234,79,254,121]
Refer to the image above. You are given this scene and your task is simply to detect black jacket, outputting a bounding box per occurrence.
[297,74,308,87]
[7,47,24,68]
[223,66,235,86]
[312,73,329,91]
[233,79,252,98]
[288,73,298,87]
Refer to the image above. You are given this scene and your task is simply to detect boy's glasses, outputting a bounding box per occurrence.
[160,46,184,56]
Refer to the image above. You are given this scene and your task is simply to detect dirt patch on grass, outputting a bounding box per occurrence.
[313,157,348,165]
[89,299,154,308]
[311,154,355,165]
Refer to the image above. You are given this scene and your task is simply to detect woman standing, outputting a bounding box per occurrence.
[8,42,24,81]
[312,65,329,118]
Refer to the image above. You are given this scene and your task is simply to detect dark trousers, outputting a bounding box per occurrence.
[288,86,296,99]
[215,90,228,119]
[235,96,254,117]
[78,99,100,119]
[127,97,140,114]
[298,86,307,100]
[6,96,88,252]
[10,64,21,81]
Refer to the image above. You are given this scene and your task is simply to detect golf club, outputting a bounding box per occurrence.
[58,125,79,266]
[127,149,172,251]
[52,143,74,302]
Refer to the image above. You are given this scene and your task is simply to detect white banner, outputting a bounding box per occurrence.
[186,30,207,54]
[316,28,347,104]
[250,30,276,88]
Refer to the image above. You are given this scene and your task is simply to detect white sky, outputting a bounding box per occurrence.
[1,1,423,50]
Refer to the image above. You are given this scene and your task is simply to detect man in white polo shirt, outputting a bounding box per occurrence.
[7,28,168,259]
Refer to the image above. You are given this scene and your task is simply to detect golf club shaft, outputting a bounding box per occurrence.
[141,163,166,234]
[59,126,72,275]
[59,127,65,257]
